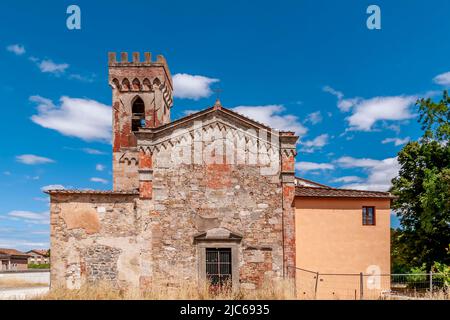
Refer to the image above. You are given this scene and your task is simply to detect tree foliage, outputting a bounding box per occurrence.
[391,90,450,270]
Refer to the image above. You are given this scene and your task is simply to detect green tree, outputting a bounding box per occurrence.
[391,90,450,270]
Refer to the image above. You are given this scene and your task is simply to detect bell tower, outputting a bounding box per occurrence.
[108,52,173,191]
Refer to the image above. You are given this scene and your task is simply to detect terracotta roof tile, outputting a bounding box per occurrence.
[27,249,49,256]
[0,248,29,257]
[295,186,395,199]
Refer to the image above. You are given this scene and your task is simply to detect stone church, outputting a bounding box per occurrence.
[47,52,393,296]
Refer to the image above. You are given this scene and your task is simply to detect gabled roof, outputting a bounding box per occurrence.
[137,103,295,137]
[0,248,29,257]
[295,186,395,199]
[26,249,49,257]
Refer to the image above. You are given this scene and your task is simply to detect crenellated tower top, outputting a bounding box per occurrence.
[108,52,172,89]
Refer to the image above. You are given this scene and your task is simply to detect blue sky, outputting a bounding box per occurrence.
[0,0,449,250]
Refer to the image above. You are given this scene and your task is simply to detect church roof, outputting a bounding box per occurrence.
[137,104,295,136]
[295,186,395,199]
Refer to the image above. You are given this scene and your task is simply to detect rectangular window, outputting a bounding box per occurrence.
[206,248,232,286]
[362,206,376,225]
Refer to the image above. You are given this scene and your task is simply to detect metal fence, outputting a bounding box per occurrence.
[289,267,448,300]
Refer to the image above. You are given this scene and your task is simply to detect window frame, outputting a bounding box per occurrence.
[197,242,240,291]
[362,206,376,226]
[205,248,232,286]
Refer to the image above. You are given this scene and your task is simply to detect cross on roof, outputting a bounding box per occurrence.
[212,87,223,101]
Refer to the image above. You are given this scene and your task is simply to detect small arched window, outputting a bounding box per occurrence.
[132,97,145,131]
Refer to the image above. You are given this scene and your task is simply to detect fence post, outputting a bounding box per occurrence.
[314,272,319,300]
[359,272,364,300]
[429,271,433,294]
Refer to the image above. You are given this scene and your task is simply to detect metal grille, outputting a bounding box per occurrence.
[206,248,232,286]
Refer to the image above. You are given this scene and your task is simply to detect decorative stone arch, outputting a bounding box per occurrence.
[142,78,152,91]
[132,78,141,91]
[122,78,131,91]
[111,78,121,90]
[194,228,242,290]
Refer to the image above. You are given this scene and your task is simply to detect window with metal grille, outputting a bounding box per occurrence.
[362,206,376,225]
[206,248,232,286]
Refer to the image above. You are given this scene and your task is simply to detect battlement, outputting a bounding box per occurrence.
[108,52,172,88]
[108,52,169,66]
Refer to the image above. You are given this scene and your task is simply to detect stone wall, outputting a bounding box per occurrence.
[147,161,284,289]
[50,193,142,289]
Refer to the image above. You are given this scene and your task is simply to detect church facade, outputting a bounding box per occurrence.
[47,52,393,297]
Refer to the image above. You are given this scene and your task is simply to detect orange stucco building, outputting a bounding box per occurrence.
[294,179,393,299]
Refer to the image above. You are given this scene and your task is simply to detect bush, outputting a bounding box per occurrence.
[28,263,50,269]
[432,262,450,288]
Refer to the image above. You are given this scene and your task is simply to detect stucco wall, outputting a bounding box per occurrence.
[0,270,50,284]
[50,193,141,289]
[294,197,391,299]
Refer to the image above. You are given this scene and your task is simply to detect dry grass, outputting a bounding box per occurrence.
[0,279,48,289]
[382,289,449,300]
[32,277,449,300]
[35,278,297,300]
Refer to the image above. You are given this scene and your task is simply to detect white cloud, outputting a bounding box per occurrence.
[433,71,450,86]
[16,154,55,165]
[304,111,323,125]
[295,161,334,172]
[336,156,399,191]
[0,239,49,250]
[345,96,417,131]
[33,196,49,203]
[231,105,307,136]
[6,44,25,55]
[173,73,219,100]
[69,73,95,83]
[30,95,111,142]
[3,171,11,175]
[323,85,417,131]
[183,109,200,116]
[332,176,362,183]
[323,86,344,100]
[90,177,108,184]
[41,184,65,192]
[82,148,107,155]
[300,134,329,153]
[382,137,410,146]
[7,210,49,225]
[38,59,69,74]
[95,164,105,171]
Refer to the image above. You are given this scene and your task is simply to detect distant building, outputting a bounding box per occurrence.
[26,249,50,265]
[0,248,29,271]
